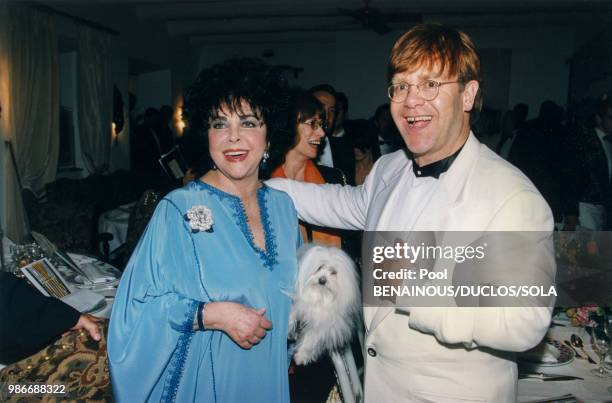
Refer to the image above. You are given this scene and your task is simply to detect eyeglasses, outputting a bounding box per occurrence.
[388,80,459,103]
[300,119,327,131]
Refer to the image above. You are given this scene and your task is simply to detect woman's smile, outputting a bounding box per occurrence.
[223,149,249,162]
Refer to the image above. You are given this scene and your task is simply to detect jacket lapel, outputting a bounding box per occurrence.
[367,134,481,333]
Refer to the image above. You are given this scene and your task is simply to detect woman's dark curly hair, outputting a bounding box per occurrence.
[182,57,293,178]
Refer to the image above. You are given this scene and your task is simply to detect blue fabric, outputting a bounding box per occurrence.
[108,181,300,403]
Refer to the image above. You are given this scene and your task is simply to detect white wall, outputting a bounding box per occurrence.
[465,25,575,118]
[133,69,172,116]
[170,39,199,125]
[478,48,512,111]
[335,30,397,119]
[197,36,383,118]
[198,41,337,89]
[196,24,576,120]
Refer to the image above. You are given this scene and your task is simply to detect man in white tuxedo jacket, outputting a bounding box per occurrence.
[268,24,555,402]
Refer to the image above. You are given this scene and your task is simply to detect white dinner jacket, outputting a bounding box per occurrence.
[267,133,555,402]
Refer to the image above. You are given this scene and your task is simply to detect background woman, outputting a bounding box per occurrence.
[270,88,352,401]
[108,58,299,402]
[271,88,346,248]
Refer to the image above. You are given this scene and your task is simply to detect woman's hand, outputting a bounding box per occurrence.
[69,314,104,341]
[204,302,272,349]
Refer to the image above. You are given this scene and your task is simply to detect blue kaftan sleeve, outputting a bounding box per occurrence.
[108,199,202,402]
[287,223,304,366]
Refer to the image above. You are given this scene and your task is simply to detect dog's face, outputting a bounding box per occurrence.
[305,263,339,296]
[296,244,360,309]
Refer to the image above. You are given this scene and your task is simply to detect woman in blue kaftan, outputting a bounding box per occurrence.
[108,58,300,403]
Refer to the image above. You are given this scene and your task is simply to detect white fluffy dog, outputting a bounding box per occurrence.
[289,243,361,365]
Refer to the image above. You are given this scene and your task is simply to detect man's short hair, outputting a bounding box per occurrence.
[513,103,529,123]
[336,92,348,114]
[388,23,482,111]
[309,84,337,98]
[374,103,390,119]
[144,107,159,118]
[159,105,173,116]
[596,94,612,119]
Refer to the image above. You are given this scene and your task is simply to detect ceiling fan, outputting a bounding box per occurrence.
[337,0,421,35]
[337,0,391,35]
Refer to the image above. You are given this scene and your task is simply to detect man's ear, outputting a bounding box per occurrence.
[462,80,479,112]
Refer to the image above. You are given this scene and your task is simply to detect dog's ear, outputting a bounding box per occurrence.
[296,242,317,262]
[297,243,327,268]
[297,244,326,288]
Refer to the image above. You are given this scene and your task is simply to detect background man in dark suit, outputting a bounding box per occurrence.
[372,103,403,156]
[310,84,356,185]
[508,101,565,223]
[563,96,612,230]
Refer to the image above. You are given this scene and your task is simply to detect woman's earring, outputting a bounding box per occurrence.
[263,142,270,163]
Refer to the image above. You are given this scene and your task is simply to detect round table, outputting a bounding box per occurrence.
[518,321,612,402]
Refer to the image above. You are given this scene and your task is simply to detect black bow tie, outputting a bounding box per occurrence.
[411,142,465,179]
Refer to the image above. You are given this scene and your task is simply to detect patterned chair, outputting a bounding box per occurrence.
[21,171,146,260]
[22,188,96,256]
[0,321,112,402]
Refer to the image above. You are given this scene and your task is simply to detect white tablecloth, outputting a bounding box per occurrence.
[0,241,118,371]
[60,253,120,318]
[1,236,14,270]
[518,323,612,402]
[97,202,134,255]
[2,239,118,319]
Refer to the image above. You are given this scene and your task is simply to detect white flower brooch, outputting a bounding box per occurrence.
[185,205,214,233]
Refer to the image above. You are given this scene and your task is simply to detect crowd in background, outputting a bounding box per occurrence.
[132,87,612,235]
[474,95,612,231]
[130,89,404,193]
